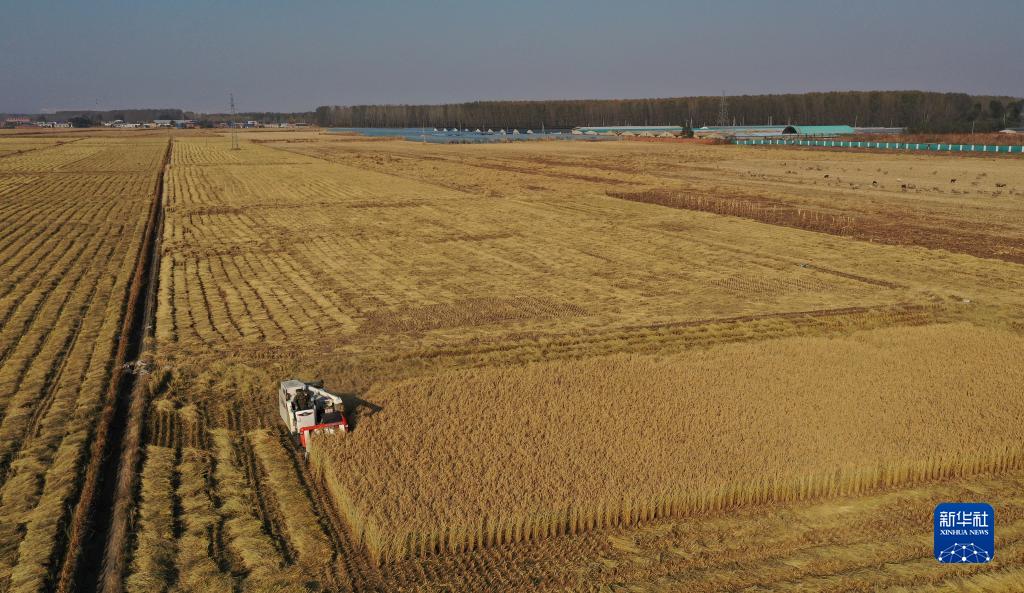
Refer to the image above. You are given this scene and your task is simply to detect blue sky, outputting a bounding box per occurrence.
[1,0,1021,113]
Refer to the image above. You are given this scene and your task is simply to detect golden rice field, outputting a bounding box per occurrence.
[313,323,1024,563]
[0,134,167,593]
[4,129,1024,592]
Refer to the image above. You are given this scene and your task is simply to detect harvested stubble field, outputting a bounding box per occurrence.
[5,128,1024,592]
[0,134,167,592]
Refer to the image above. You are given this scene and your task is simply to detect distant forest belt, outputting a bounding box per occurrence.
[609,189,1024,264]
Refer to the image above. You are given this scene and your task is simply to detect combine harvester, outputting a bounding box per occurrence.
[278,379,348,453]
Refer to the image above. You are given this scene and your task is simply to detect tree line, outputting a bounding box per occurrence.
[183,111,317,125]
[55,109,185,123]
[315,91,1024,133]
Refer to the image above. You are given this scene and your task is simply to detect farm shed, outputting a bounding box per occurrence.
[574,125,682,135]
[695,126,785,138]
[695,125,856,139]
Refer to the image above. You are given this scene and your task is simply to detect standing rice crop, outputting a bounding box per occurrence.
[311,323,1024,563]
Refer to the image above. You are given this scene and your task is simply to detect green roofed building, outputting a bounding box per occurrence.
[782,125,856,136]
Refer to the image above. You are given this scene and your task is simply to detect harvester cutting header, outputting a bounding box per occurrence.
[278,379,348,452]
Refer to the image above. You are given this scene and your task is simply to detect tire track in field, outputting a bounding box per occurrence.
[94,138,174,593]
[611,186,1024,266]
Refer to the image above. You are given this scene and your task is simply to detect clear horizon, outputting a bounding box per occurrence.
[2,0,1022,114]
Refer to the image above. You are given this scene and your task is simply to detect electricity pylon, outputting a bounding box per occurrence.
[230,93,240,150]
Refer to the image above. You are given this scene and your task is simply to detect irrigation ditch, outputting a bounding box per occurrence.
[54,137,170,593]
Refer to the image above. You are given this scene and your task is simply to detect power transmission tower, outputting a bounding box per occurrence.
[717,92,729,127]
[230,93,240,150]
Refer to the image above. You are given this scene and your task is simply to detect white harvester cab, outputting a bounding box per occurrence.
[278,379,348,451]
